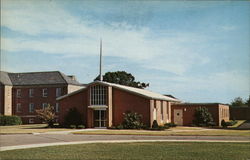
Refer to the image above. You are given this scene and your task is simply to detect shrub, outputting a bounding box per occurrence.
[149,125,168,131]
[164,122,177,127]
[69,125,76,129]
[0,115,22,126]
[221,119,237,128]
[64,108,84,127]
[116,124,124,129]
[193,107,214,127]
[77,125,85,129]
[152,120,159,129]
[122,112,144,129]
[36,104,55,127]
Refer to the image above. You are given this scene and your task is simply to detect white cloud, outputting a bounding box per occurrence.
[1,0,211,75]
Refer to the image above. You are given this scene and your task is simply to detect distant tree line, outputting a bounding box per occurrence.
[230,96,250,107]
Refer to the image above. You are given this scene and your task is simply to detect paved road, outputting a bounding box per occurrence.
[238,120,250,129]
[1,133,249,149]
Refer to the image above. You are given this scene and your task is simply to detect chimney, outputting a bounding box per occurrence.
[67,75,76,81]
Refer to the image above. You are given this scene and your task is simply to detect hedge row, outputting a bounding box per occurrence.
[0,115,22,126]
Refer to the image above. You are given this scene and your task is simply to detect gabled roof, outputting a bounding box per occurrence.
[57,81,180,102]
[0,71,12,85]
[1,71,82,86]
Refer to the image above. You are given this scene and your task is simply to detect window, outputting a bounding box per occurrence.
[56,88,62,97]
[55,103,59,112]
[42,88,48,97]
[90,85,107,105]
[16,89,21,98]
[29,118,34,124]
[29,103,35,113]
[29,89,34,97]
[42,103,48,109]
[16,103,21,112]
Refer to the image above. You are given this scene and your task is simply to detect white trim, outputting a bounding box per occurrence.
[88,105,108,110]
[57,81,180,102]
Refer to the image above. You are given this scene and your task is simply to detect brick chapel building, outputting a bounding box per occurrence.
[0,71,84,123]
[57,81,180,128]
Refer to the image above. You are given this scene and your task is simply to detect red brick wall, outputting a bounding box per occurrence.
[58,89,88,126]
[171,104,229,126]
[230,107,250,120]
[112,88,150,126]
[12,85,67,124]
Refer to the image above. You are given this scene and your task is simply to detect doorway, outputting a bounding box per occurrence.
[174,109,183,125]
[93,110,107,128]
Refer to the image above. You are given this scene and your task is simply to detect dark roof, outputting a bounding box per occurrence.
[0,71,12,85]
[164,94,178,100]
[1,71,82,86]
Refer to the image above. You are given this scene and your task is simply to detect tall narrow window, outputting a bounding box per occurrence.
[29,103,35,113]
[16,89,21,98]
[29,89,34,97]
[90,85,107,105]
[16,103,21,112]
[42,88,48,97]
[55,103,59,112]
[56,88,62,97]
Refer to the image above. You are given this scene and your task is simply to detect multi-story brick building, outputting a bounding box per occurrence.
[0,71,84,124]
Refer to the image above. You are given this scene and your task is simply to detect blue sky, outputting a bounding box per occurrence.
[1,0,249,103]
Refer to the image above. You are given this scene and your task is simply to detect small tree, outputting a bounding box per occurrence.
[122,112,144,129]
[36,104,55,127]
[64,108,84,127]
[193,107,214,127]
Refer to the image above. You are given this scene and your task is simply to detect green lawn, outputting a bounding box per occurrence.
[74,127,250,137]
[1,142,249,160]
[0,124,71,134]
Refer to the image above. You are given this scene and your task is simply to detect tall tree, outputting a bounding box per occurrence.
[230,97,245,107]
[245,96,250,107]
[95,71,149,89]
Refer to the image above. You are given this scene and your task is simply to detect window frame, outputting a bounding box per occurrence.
[42,88,48,97]
[29,103,35,113]
[55,103,59,112]
[90,85,107,105]
[29,89,34,97]
[29,118,34,124]
[42,103,47,109]
[56,88,62,97]
[16,89,21,98]
[16,103,21,112]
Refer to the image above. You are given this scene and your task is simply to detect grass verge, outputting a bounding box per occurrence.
[0,124,71,134]
[1,142,249,160]
[74,127,250,136]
